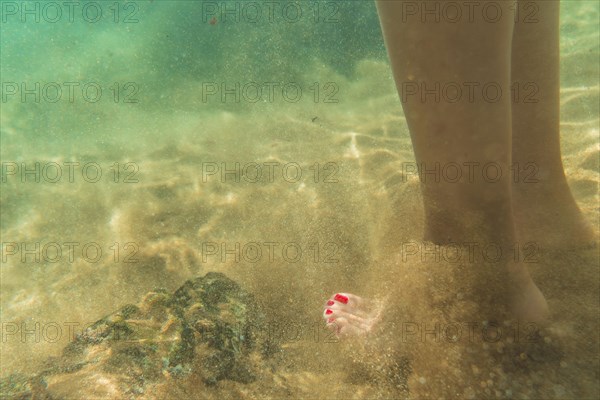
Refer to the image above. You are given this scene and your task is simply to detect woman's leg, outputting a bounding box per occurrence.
[511,0,593,246]
[373,0,547,321]
[323,1,552,335]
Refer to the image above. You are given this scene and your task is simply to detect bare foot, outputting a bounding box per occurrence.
[512,180,597,248]
[507,262,550,324]
[322,293,384,338]
[509,277,550,324]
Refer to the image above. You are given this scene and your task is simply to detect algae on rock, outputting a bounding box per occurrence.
[1,272,277,399]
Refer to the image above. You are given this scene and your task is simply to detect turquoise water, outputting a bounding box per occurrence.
[1,1,599,399]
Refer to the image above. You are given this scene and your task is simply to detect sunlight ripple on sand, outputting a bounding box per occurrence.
[344,132,361,159]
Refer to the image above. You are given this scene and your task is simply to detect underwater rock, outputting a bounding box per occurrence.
[1,272,277,399]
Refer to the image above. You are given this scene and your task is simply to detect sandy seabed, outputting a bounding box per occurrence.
[1,54,598,399]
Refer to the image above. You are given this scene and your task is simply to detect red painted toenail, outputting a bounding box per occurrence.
[325,309,333,315]
[334,294,349,304]
[326,300,334,306]
[327,318,335,323]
